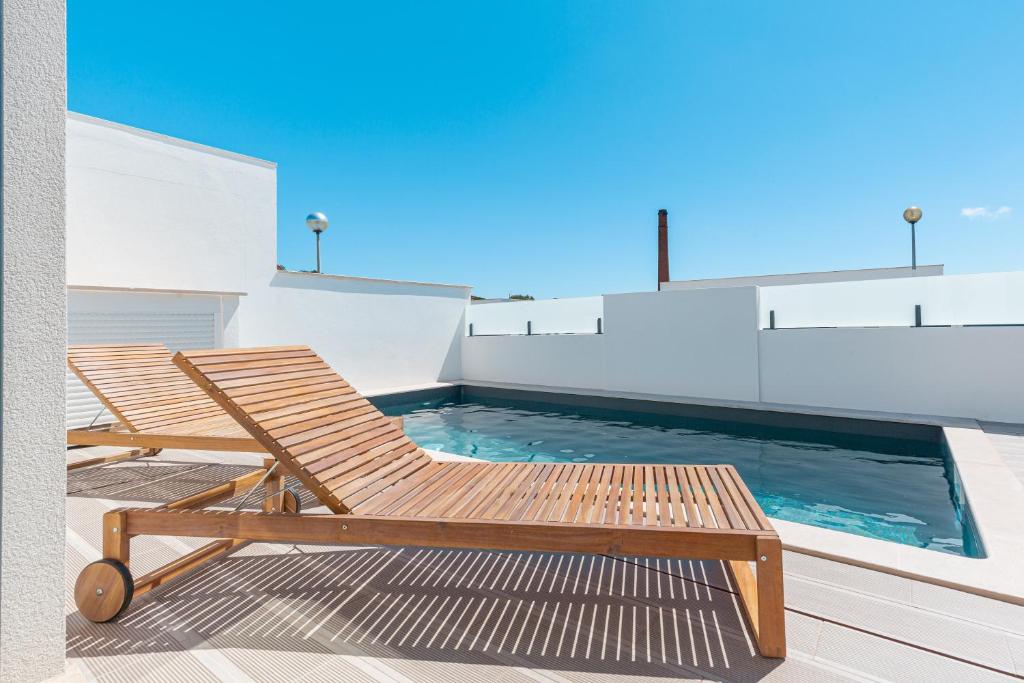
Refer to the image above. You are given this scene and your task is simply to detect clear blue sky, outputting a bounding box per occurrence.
[69,1,1023,298]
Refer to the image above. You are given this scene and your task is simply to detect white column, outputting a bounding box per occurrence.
[1,0,67,680]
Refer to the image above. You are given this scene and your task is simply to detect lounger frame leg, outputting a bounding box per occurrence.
[68,447,161,471]
[103,510,131,566]
[262,457,285,513]
[755,536,786,657]
[726,535,786,658]
[84,464,277,612]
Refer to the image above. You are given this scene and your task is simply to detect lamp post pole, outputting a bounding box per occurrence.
[911,222,916,270]
[306,212,329,273]
[902,206,922,270]
[315,230,322,273]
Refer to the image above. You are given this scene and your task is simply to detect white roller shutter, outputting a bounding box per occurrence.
[67,311,217,429]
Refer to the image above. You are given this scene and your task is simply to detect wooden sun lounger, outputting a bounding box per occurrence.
[73,345,786,658]
[66,343,399,469]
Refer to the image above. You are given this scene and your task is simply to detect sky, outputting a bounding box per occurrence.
[69,1,1023,299]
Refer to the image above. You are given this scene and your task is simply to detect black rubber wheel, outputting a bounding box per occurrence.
[283,489,302,514]
[75,559,134,623]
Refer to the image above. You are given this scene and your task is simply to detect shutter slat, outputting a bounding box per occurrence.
[66,311,217,429]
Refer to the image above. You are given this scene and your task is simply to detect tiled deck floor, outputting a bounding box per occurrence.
[983,422,1024,489]
[65,449,1024,682]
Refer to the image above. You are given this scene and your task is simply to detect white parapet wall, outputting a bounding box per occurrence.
[462,275,1024,423]
[463,287,761,403]
[759,271,1024,329]
[662,264,943,291]
[243,271,469,393]
[467,296,604,335]
[759,326,1024,423]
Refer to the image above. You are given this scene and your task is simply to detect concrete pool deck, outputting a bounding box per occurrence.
[65,447,1024,681]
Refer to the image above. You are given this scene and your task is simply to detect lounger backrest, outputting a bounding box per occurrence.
[68,344,228,433]
[174,346,431,514]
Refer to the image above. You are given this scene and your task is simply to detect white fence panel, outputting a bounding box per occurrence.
[758,272,1024,329]
[466,296,604,336]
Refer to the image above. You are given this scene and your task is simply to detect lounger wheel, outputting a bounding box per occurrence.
[282,489,301,514]
[75,559,134,623]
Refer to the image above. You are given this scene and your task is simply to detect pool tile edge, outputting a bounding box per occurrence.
[763,425,1024,607]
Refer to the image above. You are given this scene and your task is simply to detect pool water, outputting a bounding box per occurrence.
[377,389,982,558]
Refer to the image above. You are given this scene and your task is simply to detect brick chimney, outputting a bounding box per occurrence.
[657,209,670,290]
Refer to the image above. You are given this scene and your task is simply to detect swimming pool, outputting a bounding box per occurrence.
[374,386,983,558]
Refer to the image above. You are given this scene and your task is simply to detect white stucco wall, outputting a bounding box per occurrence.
[462,288,760,402]
[759,271,1024,329]
[603,288,760,400]
[1,0,67,679]
[243,271,468,392]
[66,112,277,294]
[462,283,1023,423]
[462,334,607,389]
[466,296,603,336]
[760,327,1024,423]
[662,264,943,291]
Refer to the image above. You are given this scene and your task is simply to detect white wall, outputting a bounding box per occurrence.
[66,114,469,392]
[1,0,67,679]
[463,287,760,402]
[461,334,606,389]
[243,271,468,392]
[463,282,1024,422]
[759,271,1024,329]
[467,296,603,335]
[603,288,760,400]
[66,112,277,294]
[662,264,942,290]
[760,327,1024,423]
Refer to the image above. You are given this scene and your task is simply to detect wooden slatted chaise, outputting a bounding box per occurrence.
[66,344,264,469]
[73,345,786,658]
[66,343,398,472]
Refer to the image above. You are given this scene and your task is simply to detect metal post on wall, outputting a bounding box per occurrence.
[306,212,329,273]
[915,305,922,327]
[468,323,474,337]
[902,207,922,270]
[597,317,603,334]
[769,310,776,330]
[527,320,532,336]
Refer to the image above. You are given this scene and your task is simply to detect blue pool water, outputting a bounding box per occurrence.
[377,389,982,557]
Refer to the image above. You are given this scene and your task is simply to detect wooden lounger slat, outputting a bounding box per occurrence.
[506,463,555,521]
[495,463,549,521]
[444,463,518,519]
[351,461,445,516]
[230,376,348,402]
[384,463,479,517]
